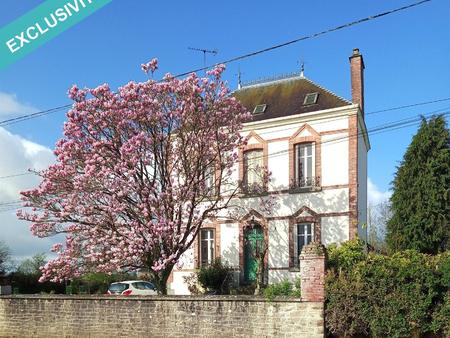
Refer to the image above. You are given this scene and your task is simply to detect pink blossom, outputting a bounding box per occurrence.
[141,58,158,74]
[18,57,253,293]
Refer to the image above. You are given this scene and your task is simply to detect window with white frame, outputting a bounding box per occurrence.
[243,149,263,191]
[294,143,314,187]
[203,164,216,195]
[294,223,313,267]
[200,229,215,266]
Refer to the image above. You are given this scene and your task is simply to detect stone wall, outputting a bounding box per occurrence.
[0,295,324,338]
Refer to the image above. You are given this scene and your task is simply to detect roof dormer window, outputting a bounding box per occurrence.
[253,104,267,115]
[303,93,319,106]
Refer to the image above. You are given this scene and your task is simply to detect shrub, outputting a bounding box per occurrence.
[9,272,65,294]
[327,238,366,272]
[359,251,438,337]
[263,279,301,301]
[325,272,369,337]
[182,273,202,295]
[431,292,450,335]
[196,258,232,294]
[325,244,450,337]
[229,284,256,295]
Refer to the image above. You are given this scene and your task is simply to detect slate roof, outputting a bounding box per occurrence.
[233,74,352,122]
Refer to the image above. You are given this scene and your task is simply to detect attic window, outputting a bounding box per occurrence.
[253,104,267,115]
[303,93,319,106]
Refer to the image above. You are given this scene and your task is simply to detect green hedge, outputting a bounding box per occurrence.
[325,240,449,338]
[263,278,301,301]
[9,272,65,294]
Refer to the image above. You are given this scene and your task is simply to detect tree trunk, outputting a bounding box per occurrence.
[254,256,265,295]
[148,264,174,295]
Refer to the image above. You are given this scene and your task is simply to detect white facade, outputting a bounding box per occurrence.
[168,73,369,294]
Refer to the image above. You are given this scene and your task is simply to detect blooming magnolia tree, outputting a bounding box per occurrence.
[18,61,251,294]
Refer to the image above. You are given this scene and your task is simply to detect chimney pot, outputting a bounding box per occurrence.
[349,48,365,116]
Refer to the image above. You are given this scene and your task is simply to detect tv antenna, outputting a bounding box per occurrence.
[188,47,218,70]
[237,67,244,89]
[297,59,306,77]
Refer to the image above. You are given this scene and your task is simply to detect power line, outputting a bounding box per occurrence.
[173,0,431,78]
[259,111,449,162]
[0,172,32,179]
[367,97,450,115]
[1,109,445,209]
[0,104,447,188]
[1,86,448,138]
[1,111,445,213]
[249,104,450,139]
[0,200,22,206]
[0,105,71,127]
[0,1,432,128]
[0,169,40,180]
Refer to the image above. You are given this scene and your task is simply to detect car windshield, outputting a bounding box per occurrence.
[108,283,129,292]
[132,282,155,290]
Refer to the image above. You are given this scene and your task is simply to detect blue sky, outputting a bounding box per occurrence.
[0,0,449,259]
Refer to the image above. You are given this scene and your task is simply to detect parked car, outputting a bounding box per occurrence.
[107,280,157,296]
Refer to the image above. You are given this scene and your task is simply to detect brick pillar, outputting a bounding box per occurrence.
[300,242,326,302]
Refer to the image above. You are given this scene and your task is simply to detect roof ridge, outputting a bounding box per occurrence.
[241,72,301,88]
[236,74,352,105]
[301,76,352,105]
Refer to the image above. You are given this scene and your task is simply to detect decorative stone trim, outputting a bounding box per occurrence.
[193,220,221,269]
[319,128,349,135]
[288,124,321,190]
[321,184,348,190]
[262,127,349,144]
[266,211,349,222]
[238,210,269,283]
[238,131,268,193]
[288,206,321,269]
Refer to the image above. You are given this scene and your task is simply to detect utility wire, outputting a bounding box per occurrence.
[0,1,432,127]
[0,168,40,180]
[257,111,449,162]
[1,109,446,210]
[0,113,445,213]
[247,105,450,139]
[367,97,450,115]
[0,105,447,187]
[0,200,21,206]
[0,172,33,179]
[1,88,448,137]
[173,0,431,77]
[0,105,71,127]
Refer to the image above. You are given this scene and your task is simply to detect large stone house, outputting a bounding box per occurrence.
[168,48,370,294]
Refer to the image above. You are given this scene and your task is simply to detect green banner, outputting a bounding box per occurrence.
[0,0,112,70]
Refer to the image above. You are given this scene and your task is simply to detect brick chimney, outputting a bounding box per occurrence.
[349,48,365,116]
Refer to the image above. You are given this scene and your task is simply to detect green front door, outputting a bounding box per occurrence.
[244,226,264,283]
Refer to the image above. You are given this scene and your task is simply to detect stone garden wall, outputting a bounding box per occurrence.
[0,295,324,338]
[0,243,326,337]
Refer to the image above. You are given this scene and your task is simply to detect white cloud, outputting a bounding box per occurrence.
[367,177,391,206]
[0,92,37,118]
[0,126,57,262]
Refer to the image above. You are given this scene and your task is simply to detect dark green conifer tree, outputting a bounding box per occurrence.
[386,115,450,253]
